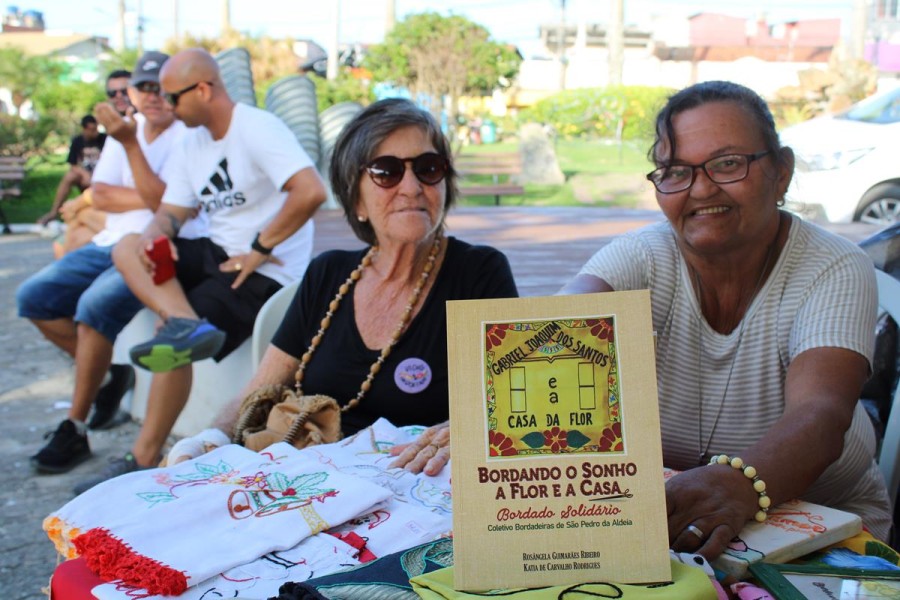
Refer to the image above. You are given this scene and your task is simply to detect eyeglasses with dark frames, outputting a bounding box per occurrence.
[362,153,450,188]
[164,81,213,106]
[106,88,128,98]
[646,151,772,194]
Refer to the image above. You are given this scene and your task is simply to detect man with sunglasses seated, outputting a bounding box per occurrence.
[73,47,327,493]
[42,71,134,254]
[19,51,208,478]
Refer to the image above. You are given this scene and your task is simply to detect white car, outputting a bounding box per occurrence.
[779,86,900,225]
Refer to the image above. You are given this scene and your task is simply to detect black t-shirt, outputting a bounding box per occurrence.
[272,237,519,434]
[67,133,107,171]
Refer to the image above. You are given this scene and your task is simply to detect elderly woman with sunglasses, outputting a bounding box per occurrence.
[168,98,517,474]
[562,81,891,558]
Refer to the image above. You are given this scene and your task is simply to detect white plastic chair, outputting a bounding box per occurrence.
[251,279,301,367]
[114,280,300,437]
[875,268,900,511]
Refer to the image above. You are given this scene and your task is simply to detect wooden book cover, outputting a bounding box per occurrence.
[448,291,671,591]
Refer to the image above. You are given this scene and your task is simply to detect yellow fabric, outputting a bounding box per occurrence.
[410,560,717,599]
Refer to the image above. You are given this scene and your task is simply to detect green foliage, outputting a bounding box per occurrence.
[365,12,521,114]
[101,48,141,77]
[1,161,68,223]
[309,69,374,112]
[32,81,106,125]
[0,48,65,113]
[520,86,673,141]
[0,115,57,157]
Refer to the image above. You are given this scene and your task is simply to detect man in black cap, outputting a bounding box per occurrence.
[18,50,205,476]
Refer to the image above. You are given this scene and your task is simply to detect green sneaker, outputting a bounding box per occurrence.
[129,317,226,372]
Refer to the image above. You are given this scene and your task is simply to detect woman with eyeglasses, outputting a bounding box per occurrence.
[562,81,891,558]
[168,97,517,474]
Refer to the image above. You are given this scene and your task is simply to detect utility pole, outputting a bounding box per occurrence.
[850,0,868,60]
[557,0,567,90]
[136,0,144,54]
[327,0,341,80]
[173,0,180,45]
[116,0,126,51]
[385,0,396,37]
[608,0,625,85]
[221,0,231,34]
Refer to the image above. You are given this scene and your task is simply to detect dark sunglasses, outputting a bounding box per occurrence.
[363,153,449,188]
[164,81,212,106]
[134,81,161,95]
[106,88,128,98]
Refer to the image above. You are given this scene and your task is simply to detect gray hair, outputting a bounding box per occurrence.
[329,98,457,246]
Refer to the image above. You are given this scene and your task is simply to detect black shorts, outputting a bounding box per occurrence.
[172,237,281,360]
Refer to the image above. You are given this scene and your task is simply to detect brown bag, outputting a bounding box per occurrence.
[232,384,343,452]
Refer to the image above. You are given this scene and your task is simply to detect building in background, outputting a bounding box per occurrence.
[504,12,842,109]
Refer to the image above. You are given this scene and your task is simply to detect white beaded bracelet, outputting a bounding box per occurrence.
[708,454,771,522]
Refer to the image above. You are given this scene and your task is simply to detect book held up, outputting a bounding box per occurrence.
[448,291,670,590]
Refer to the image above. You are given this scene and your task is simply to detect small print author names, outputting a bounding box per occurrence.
[521,551,603,572]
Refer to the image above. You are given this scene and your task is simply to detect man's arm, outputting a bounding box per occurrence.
[94,103,167,210]
[92,182,152,212]
[230,167,326,289]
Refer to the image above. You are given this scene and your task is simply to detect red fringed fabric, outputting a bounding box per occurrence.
[73,528,188,596]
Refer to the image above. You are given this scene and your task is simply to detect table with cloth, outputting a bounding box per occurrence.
[44,419,896,600]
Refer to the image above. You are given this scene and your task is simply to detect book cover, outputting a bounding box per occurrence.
[448,292,671,590]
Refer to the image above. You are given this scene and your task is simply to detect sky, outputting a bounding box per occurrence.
[12,0,858,53]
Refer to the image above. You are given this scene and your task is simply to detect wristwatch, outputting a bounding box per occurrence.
[251,232,273,255]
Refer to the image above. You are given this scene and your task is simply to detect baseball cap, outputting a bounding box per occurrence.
[130,51,169,86]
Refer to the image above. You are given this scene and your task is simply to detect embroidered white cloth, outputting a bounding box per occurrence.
[45,442,391,595]
[91,532,363,600]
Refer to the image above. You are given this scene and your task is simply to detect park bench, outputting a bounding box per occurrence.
[0,156,26,234]
[455,151,524,206]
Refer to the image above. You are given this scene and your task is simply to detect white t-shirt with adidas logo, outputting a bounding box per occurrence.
[161,103,316,286]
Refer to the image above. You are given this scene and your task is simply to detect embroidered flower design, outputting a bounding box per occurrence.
[543,427,568,452]
[587,318,615,342]
[240,471,268,489]
[488,430,517,456]
[598,422,623,452]
[485,324,512,351]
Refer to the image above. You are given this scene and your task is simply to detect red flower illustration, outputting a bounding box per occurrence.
[486,324,512,351]
[597,422,623,452]
[543,427,568,452]
[489,430,518,456]
[587,319,615,342]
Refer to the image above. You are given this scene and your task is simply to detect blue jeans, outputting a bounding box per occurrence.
[16,242,144,343]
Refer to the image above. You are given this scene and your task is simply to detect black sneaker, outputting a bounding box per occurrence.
[87,364,135,430]
[73,452,150,496]
[129,317,226,373]
[31,419,91,474]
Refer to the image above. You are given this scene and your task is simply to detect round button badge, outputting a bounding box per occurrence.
[394,357,432,394]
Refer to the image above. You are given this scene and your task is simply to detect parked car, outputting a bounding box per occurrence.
[779,85,900,225]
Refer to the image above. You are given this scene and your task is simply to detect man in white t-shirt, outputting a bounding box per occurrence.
[74,48,326,493]
[17,51,202,475]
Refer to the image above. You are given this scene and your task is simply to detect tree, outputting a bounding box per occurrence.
[0,48,64,114]
[364,12,521,132]
[164,30,298,90]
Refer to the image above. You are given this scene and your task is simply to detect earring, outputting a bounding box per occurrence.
[357,215,368,223]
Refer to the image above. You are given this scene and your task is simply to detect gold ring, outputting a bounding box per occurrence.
[234,263,242,271]
[686,524,704,540]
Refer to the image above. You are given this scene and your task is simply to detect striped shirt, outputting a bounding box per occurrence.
[579,214,891,540]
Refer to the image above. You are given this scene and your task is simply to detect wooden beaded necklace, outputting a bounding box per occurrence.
[293,234,443,413]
